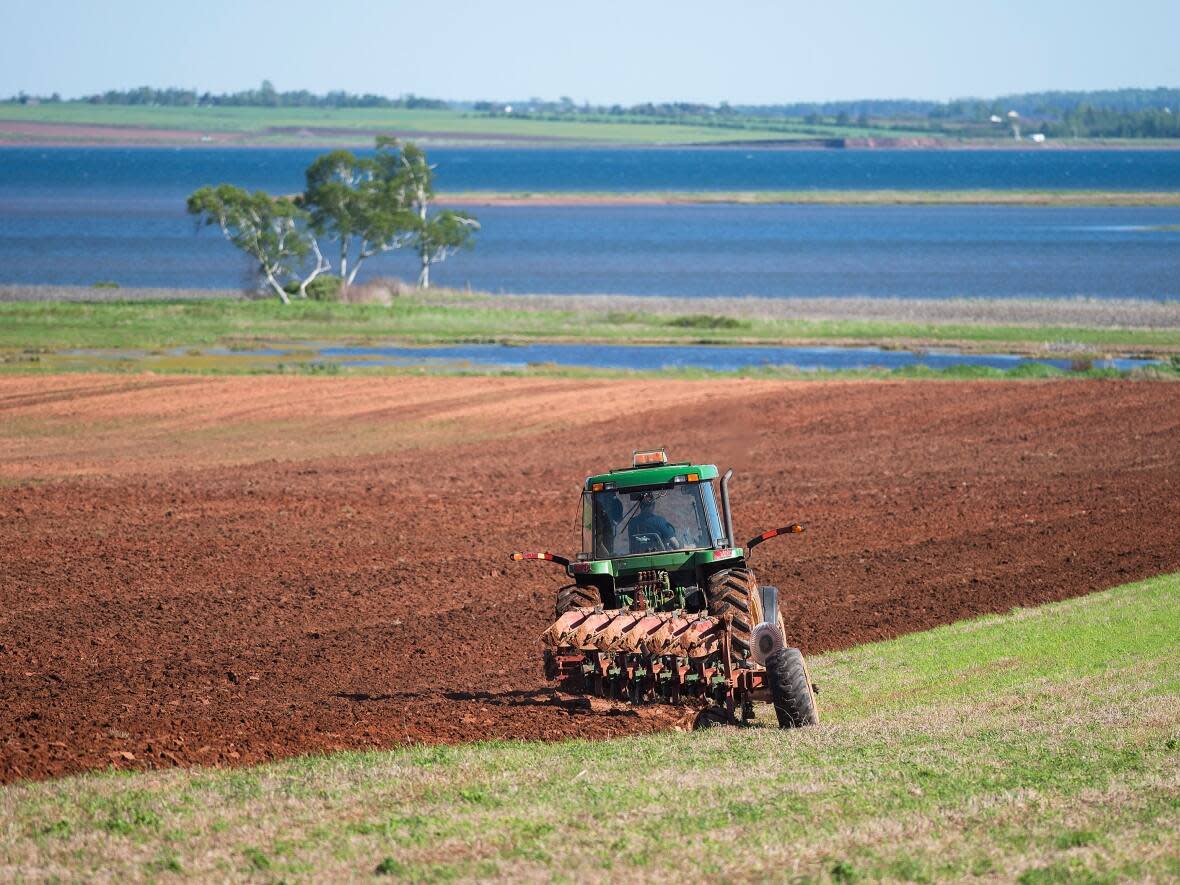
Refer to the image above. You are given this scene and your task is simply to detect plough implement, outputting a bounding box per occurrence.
[512,449,818,728]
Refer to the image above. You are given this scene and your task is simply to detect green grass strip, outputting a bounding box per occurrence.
[3,298,1179,353]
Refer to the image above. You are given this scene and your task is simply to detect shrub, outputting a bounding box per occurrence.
[284,275,343,302]
[666,314,748,330]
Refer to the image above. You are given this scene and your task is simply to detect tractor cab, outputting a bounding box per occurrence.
[581,452,725,559]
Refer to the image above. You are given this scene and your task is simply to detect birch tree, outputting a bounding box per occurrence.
[389,140,479,288]
[412,210,480,288]
[302,146,414,286]
[187,185,328,303]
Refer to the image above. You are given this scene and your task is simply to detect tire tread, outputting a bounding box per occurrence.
[766,646,819,728]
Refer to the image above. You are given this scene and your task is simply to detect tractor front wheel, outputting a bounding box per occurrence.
[766,647,819,728]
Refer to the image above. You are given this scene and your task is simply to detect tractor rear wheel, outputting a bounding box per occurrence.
[555,583,601,618]
[766,647,819,728]
[706,568,759,658]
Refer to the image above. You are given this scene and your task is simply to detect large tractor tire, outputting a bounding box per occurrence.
[555,583,601,618]
[766,647,819,728]
[706,568,760,658]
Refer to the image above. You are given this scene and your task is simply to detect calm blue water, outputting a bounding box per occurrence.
[311,342,1156,373]
[4,147,1180,192]
[1,147,1179,297]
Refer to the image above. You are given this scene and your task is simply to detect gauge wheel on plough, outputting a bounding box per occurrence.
[766,647,819,727]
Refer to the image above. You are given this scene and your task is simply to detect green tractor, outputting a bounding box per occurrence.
[512,449,818,728]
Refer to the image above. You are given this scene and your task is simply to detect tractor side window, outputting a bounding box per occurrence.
[701,480,724,545]
[581,491,595,558]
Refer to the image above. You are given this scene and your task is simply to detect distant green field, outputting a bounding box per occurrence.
[4,103,1180,147]
[0,103,830,145]
[2,574,1176,881]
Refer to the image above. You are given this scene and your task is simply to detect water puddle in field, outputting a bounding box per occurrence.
[42,340,1162,374]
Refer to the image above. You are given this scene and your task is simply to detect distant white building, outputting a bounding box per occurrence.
[989,114,1003,123]
[1030,133,1046,143]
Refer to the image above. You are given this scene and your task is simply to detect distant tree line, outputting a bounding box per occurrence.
[187,140,477,303]
[469,87,1180,138]
[9,81,447,109]
[1038,106,1180,139]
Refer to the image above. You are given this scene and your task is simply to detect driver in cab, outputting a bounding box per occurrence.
[628,492,680,552]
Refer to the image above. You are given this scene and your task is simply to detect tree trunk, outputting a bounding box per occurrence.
[265,272,291,305]
[299,239,331,299]
[418,253,430,288]
[298,264,326,300]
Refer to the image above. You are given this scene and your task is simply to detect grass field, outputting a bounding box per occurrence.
[6,103,1179,149]
[3,298,1179,360]
[0,103,837,146]
[1,573,1176,881]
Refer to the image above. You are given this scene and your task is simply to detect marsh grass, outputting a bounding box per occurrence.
[1,297,1178,364]
[1,575,1177,881]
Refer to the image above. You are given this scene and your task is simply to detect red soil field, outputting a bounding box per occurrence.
[2,375,1178,783]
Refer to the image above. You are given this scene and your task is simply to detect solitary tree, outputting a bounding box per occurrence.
[392,140,479,288]
[187,185,328,303]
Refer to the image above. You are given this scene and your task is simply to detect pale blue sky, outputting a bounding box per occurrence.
[3,0,1177,104]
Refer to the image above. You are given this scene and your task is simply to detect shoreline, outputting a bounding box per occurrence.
[5,139,1180,152]
[437,189,1180,207]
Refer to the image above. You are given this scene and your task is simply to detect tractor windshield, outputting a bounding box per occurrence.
[582,481,723,559]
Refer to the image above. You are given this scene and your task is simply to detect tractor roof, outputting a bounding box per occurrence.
[584,462,719,490]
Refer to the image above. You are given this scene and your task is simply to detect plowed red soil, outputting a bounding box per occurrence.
[2,375,1178,783]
